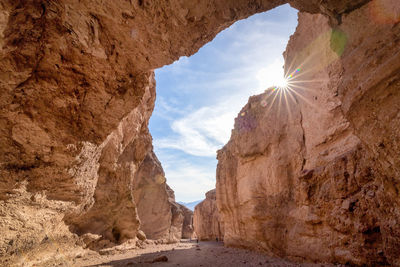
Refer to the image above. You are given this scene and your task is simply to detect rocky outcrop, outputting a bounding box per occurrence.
[0,0,398,265]
[180,204,195,239]
[217,1,400,266]
[165,186,196,242]
[132,150,195,242]
[133,151,177,242]
[168,202,185,243]
[194,189,224,241]
[64,78,155,247]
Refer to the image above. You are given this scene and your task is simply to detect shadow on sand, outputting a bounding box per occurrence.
[85,241,225,267]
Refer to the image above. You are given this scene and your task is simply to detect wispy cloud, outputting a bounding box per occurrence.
[154,57,285,157]
[154,104,237,157]
[154,148,216,201]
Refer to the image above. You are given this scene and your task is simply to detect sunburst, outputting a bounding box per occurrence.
[259,63,325,118]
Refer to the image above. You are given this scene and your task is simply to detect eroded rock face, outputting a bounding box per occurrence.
[194,189,224,241]
[133,152,193,243]
[1,1,293,260]
[64,75,155,246]
[217,1,400,265]
[0,0,158,261]
[132,151,173,241]
[180,204,195,239]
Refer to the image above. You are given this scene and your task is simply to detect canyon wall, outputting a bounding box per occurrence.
[0,0,398,265]
[194,189,224,241]
[179,204,195,239]
[133,150,171,241]
[216,1,400,266]
[133,150,194,243]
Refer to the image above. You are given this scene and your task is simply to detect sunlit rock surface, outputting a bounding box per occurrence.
[0,0,398,265]
[180,203,195,239]
[133,150,193,243]
[217,1,400,265]
[194,189,224,241]
[133,150,172,241]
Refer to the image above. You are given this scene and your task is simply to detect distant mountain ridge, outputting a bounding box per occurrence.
[178,200,202,211]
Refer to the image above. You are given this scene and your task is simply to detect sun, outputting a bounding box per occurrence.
[256,60,289,92]
[273,75,289,90]
[272,68,301,91]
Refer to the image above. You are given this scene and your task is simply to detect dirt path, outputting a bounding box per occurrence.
[74,240,336,267]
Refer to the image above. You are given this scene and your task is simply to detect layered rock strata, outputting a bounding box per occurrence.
[194,189,224,241]
[217,1,400,265]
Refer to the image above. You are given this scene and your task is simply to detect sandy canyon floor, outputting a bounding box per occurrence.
[72,240,340,267]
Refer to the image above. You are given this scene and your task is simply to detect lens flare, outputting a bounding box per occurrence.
[288,68,301,79]
[369,0,400,24]
[273,75,289,90]
[270,68,300,91]
[259,65,320,115]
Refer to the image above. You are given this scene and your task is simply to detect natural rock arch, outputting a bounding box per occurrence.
[0,0,399,265]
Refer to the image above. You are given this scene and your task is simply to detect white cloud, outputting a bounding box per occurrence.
[156,96,188,120]
[159,56,190,75]
[154,58,285,157]
[154,104,237,157]
[165,162,216,202]
[154,148,216,202]
[256,57,286,89]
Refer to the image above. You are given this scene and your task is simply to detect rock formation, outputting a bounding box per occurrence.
[133,150,192,243]
[217,1,400,266]
[194,189,224,241]
[180,204,195,239]
[0,0,398,266]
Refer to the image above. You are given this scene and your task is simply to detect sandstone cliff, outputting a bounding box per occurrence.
[133,150,191,243]
[0,0,398,266]
[180,204,195,239]
[217,1,400,266]
[194,189,224,241]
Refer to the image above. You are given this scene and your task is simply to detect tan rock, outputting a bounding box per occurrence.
[132,151,174,241]
[151,255,168,263]
[179,204,195,239]
[169,201,185,243]
[81,233,102,248]
[133,150,193,243]
[194,189,224,241]
[136,230,146,241]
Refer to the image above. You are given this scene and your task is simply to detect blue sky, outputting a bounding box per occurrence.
[149,4,298,202]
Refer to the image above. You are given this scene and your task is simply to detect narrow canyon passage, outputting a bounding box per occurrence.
[149,3,297,217]
[0,0,399,266]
